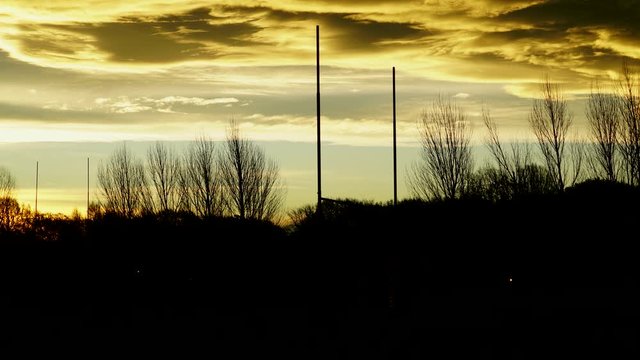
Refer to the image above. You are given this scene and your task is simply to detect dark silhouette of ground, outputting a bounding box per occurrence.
[0,180,638,357]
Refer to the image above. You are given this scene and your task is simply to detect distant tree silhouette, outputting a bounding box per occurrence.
[182,136,222,217]
[0,197,22,232]
[70,208,83,222]
[97,144,152,217]
[147,141,181,213]
[466,164,554,201]
[482,108,546,197]
[288,204,316,229]
[586,82,620,181]
[409,95,473,200]
[0,197,34,234]
[218,120,285,221]
[0,167,30,233]
[618,63,640,185]
[571,139,587,186]
[87,201,104,220]
[529,77,580,191]
[0,166,15,199]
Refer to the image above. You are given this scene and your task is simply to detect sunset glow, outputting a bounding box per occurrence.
[1,1,639,214]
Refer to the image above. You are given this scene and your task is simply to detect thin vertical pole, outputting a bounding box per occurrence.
[87,157,90,218]
[35,161,39,214]
[393,67,398,207]
[316,25,322,212]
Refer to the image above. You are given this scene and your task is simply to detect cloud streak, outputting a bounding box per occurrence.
[156,96,239,106]
[0,0,639,137]
[1,1,637,86]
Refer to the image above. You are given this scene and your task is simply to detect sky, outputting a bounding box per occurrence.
[0,0,639,215]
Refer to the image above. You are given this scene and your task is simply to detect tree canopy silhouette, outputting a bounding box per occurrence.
[587,82,620,181]
[147,141,181,213]
[97,143,152,217]
[409,95,472,200]
[619,63,640,185]
[529,77,582,191]
[0,166,15,199]
[218,120,285,221]
[182,135,222,217]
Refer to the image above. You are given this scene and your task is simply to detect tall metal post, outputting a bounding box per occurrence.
[393,67,398,207]
[87,157,90,218]
[316,25,322,212]
[35,161,39,214]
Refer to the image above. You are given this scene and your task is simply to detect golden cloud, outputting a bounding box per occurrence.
[0,0,639,97]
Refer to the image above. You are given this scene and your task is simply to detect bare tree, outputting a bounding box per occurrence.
[218,120,285,221]
[97,143,152,217]
[618,63,640,185]
[0,166,15,199]
[529,78,576,191]
[147,142,180,213]
[483,108,534,189]
[573,137,587,183]
[0,167,19,232]
[183,136,222,218]
[586,82,621,181]
[480,108,559,199]
[408,96,473,200]
[176,161,193,213]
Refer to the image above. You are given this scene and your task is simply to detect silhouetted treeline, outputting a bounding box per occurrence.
[2,179,639,293]
[408,67,640,205]
[1,180,638,356]
[96,120,284,221]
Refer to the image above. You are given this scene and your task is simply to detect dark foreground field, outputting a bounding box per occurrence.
[2,285,637,358]
[0,182,638,357]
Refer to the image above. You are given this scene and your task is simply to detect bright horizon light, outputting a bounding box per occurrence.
[1,1,639,215]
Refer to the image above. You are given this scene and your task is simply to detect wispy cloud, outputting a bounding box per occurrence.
[88,96,240,113]
[110,98,152,113]
[156,96,239,106]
